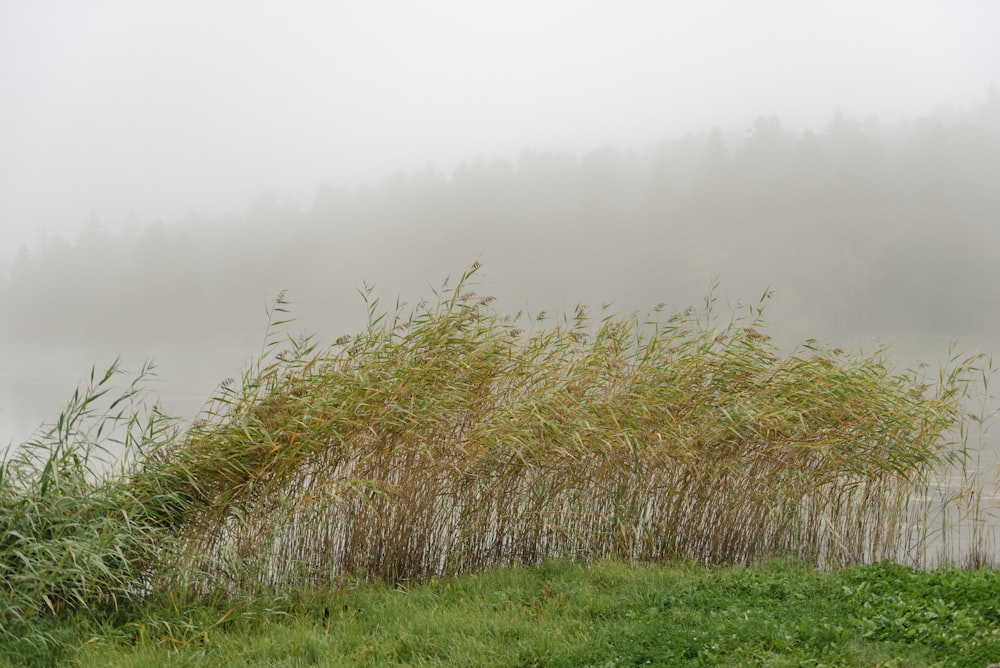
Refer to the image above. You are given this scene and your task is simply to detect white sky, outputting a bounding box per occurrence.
[1,0,998,252]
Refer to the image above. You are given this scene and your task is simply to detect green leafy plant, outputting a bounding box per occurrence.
[0,360,180,655]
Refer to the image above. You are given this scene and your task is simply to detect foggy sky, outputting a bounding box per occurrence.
[2,0,999,251]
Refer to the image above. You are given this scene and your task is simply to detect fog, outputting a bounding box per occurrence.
[2,1,1000,446]
[3,1,999,248]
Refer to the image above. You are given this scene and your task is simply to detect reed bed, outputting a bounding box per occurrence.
[0,361,181,648]
[141,264,982,594]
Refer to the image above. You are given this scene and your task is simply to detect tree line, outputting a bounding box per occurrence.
[3,97,999,348]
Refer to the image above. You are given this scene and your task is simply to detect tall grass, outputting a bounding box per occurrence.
[136,264,986,594]
[0,361,181,653]
[914,351,998,568]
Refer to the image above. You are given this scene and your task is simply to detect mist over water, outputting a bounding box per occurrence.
[2,1,999,565]
[0,343,254,448]
[3,101,999,450]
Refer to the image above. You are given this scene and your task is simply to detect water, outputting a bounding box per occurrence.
[0,342,259,449]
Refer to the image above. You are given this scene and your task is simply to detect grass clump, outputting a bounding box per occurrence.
[143,263,983,593]
[0,361,181,658]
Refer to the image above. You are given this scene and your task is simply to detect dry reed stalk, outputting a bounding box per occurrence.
[140,265,983,594]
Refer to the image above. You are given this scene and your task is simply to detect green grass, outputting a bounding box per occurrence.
[4,559,993,667]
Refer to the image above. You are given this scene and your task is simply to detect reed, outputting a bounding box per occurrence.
[141,264,984,594]
[0,360,181,650]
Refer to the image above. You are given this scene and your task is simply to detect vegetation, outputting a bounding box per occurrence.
[8,560,1000,667]
[0,360,185,658]
[0,265,994,665]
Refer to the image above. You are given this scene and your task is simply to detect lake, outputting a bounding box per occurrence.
[0,342,259,448]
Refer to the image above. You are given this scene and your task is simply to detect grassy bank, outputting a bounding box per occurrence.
[0,264,994,665]
[12,559,1000,667]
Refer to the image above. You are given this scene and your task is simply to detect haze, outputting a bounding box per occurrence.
[2,1,1000,447]
[2,1,998,249]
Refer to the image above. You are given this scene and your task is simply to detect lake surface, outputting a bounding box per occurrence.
[0,342,260,448]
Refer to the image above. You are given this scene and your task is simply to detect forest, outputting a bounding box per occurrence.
[2,99,999,353]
